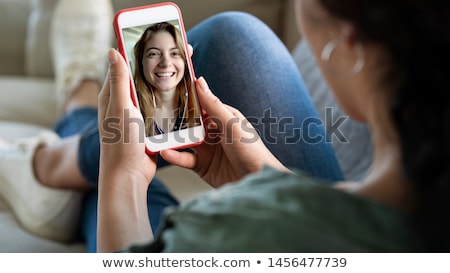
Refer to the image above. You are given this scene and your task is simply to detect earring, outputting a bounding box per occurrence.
[320,38,365,78]
[183,77,188,96]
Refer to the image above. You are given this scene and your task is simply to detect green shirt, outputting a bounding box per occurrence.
[126,167,423,252]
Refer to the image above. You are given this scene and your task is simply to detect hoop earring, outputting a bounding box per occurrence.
[320,39,365,78]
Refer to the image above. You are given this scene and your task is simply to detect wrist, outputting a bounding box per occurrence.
[97,168,153,252]
[99,167,150,196]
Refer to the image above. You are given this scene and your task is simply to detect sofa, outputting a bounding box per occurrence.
[0,0,372,252]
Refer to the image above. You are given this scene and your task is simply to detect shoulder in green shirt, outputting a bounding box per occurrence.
[127,167,423,253]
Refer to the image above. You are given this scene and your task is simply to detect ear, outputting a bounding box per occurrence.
[340,23,360,47]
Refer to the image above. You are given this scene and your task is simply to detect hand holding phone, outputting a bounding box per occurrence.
[113,2,205,155]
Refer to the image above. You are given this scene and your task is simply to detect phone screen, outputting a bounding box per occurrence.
[114,4,204,154]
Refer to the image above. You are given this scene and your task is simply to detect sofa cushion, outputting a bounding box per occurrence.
[0,77,57,127]
[25,0,58,78]
[0,208,86,252]
[0,0,30,75]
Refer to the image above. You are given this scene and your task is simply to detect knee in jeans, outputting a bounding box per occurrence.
[203,11,267,40]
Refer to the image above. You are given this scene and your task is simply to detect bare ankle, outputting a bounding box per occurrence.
[33,146,52,187]
[64,80,102,113]
[32,136,91,191]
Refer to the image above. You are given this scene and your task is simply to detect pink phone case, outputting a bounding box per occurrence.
[113,2,205,155]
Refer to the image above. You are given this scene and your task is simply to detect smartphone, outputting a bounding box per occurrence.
[113,2,205,154]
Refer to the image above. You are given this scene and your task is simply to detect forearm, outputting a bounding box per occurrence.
[97,170,153,252]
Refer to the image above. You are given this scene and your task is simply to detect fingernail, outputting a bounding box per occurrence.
[198,77,209,92]
[108,48,118,65]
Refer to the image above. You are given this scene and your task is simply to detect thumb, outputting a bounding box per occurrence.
[195,77,236,130]
[107,48,134,111]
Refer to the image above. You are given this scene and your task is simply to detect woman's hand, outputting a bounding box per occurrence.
[97,48,156,252]
[98,49,157,184]
[160,77,289,188]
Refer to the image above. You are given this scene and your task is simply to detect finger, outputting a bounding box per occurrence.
[204,115,219,130]
[160,149,198,170]
[187,44,193,58]
[107,48,134,112]
[195,77,238,132]
[223,104,247,120]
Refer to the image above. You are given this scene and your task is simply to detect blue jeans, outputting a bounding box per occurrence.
[53,12,343,252]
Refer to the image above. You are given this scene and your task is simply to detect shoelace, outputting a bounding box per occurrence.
[0,141,30,161]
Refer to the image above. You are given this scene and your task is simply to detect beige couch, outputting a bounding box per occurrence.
[0,0,301,252]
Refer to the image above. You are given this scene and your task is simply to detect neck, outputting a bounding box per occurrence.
[349,105,416,212]
[153,88,179,133]
[154,88,177,108]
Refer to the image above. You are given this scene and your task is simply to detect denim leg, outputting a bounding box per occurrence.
[80,178,179,253]
[187,12,344,183]
[53,107,98,138]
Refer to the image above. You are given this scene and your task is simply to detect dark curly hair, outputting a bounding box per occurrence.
[318,0,450,251]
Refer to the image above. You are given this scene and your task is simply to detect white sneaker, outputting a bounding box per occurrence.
[0,131,83,243]
[50,0,113,112]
